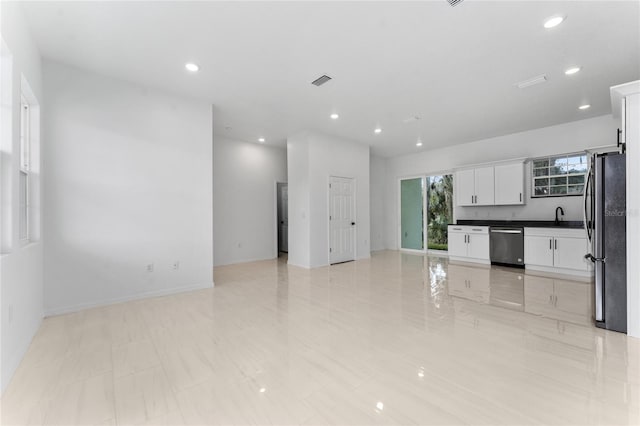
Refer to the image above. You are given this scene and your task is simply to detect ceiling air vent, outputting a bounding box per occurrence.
[403,115,422,124]
[446,0,464,6]
[516,74,548,89]
[311,75,332,87]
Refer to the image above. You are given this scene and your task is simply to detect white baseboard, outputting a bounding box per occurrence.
[287,260,310,269]
[214,255,280,267]
[44,281,214,317]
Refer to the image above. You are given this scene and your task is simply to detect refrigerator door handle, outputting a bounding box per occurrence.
[584,163,593,242]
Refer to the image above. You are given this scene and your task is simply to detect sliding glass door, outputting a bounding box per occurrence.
[426,174,453,251]
[400,178,424,251]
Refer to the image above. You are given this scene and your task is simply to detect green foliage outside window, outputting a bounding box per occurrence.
[427,175,453,250]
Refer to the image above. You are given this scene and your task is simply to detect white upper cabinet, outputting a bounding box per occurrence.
[474,166,495,206]
[456,162,524,207]
[455,169,476,206]
[455,167,494,206]
[494,162,525,205]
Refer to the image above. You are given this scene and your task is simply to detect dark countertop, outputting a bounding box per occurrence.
[456,219,584,229]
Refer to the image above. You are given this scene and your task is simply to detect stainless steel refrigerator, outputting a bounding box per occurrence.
[585,152,626,333]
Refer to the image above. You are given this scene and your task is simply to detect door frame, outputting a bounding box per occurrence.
[398,175,427,254]
[398,170,455,254]
[274,180,288,258]
[328,175,357,265]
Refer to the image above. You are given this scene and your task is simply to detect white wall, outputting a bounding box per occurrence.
[213,136,286,266]
[370,154,386,251]
[288,131,371,268]
[384,115,618,249]
[43,61,213,315]
[620,89,640,338]
[0,3,44,393]
[286,134,310,268]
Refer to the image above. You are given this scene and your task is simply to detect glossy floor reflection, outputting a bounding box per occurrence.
[2,250,638,425]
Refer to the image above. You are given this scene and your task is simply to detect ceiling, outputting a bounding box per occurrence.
[19,1,640,157]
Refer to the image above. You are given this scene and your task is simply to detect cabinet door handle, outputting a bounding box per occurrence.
[617,128,622,149]
[549,239,552,250]
[549,295,553,304]
[471,195,474,204]
[555,239,557,250]
[520,193,522,202]
[467,235,470,244]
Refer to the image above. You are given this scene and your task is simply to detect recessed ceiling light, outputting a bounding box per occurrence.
[374,127,382,134]
[579,104,590,110]
[330,113,339,120]
[565,66,581,75]
[416,140,423,147]
[543,15,565,29]
[258,137,265,142]
[185,63,199,72]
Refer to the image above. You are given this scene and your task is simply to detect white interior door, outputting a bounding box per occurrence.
[277,183,288,253]
[329,176,355,264]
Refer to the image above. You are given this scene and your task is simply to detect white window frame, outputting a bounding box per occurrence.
[531,152,588,198]
[19,93,30,241]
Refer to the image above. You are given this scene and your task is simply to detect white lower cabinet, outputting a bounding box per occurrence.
[524,228,592,277]
[525,235,554,267]
[448,226,490,264]
[468,234,490,260]
[554,237,591,270]
[448,231,468,258]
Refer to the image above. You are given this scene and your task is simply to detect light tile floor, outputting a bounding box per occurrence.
[1,250,638,425]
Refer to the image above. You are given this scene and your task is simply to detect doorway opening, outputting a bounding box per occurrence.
[399,174,453,253]
[426,174,453,251]
[277,182,288,256]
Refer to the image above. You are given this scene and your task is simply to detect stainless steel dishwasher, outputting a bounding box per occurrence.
[489,226,524,267]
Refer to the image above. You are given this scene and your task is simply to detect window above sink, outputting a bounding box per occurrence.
[531,152,588,197]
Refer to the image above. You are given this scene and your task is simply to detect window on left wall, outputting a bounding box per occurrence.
[19,94,30,240]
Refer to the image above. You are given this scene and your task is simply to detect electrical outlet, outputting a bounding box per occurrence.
[146,263,154,272]
[172,261,180,270]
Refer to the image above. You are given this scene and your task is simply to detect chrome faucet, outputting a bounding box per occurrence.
[555,206,565,225]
